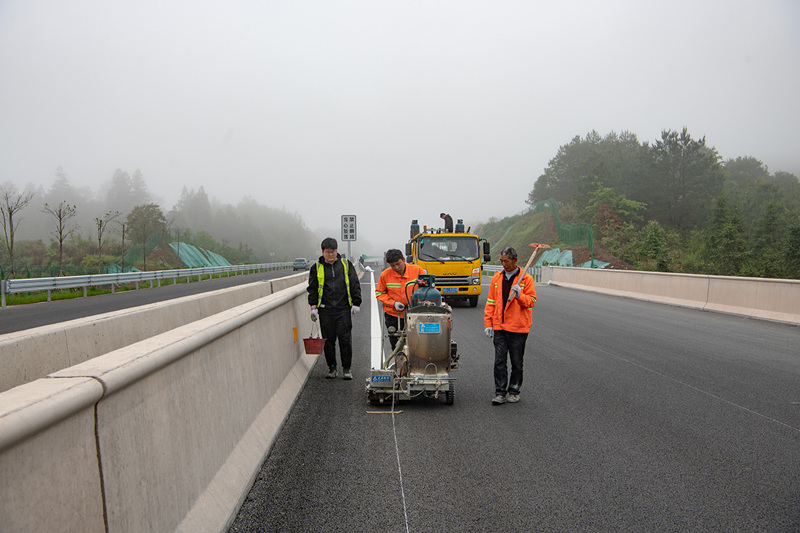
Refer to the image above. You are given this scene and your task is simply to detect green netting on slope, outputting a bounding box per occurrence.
[534,248,573,267]
[203,249,232,267]
[104,264,141,274]
[576,259,607,268]
[169,242,232,268]
[530,199,594,255]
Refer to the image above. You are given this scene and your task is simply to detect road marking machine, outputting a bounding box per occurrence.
[366,274,459,405]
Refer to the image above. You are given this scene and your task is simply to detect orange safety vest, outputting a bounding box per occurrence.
[375,263,427,317]
[483,269,536,333]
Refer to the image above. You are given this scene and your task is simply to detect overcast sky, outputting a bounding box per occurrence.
[1,0,799,255]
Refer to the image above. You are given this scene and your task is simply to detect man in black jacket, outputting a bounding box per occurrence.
[440,212,454,232]
[307,237,362,379]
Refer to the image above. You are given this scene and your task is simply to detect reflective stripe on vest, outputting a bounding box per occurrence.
[317,258,352,307]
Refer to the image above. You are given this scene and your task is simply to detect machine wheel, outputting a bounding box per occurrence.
[445,383,455,405]
[468,296,478,307]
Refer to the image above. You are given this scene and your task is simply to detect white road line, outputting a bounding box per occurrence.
[368,271,409,531]
[392,394,410,533]
[369,272,384,370]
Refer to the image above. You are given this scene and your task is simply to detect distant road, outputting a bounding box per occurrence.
[0,268,298,335]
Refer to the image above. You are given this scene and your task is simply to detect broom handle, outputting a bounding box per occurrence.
[507,245,542,302]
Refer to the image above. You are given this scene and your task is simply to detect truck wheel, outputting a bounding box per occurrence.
[445,383,455,405]
[468,296,478,307]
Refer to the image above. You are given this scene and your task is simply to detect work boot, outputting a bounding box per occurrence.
[491,394,506,405]
[342,368,353,380]
[507,392,520,403]
[326,366,338,379]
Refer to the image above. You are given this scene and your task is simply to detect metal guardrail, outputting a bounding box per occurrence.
[0,262,292,308]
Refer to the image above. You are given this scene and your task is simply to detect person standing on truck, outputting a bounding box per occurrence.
[440,212,454,233]
[376,248,426,350]
[483,246,537,405]
[308,237,362,380]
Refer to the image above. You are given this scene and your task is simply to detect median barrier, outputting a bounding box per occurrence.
[0,273,307,393]
[751,278,800,324]
[0,281,316,533]
[547,266,800,325]
[704,276,758,318]
[0,377,106,532]
[706,275,800,324]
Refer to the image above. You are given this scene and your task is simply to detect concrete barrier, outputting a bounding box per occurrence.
[0,273,307,393]
[546,266,800,325]
[0,281,317,533]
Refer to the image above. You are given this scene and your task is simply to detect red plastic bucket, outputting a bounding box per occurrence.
[303,336,326,354]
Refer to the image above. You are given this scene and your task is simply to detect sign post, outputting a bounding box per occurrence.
[341,215,356,260]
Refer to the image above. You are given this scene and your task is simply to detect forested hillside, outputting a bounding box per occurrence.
[477,128,800,279]
[0,167,318,276]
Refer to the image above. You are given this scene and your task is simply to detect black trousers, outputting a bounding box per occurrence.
[319,309,353,369]
[384,312,406,351]
[493,330,528,395]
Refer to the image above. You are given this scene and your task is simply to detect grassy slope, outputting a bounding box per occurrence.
[475,212,561,266]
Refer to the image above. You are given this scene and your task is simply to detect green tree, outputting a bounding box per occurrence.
[647,128,725,231]
[704,196,746,276]
[14,239,48,268]
[129,169,152,206]
[172,186,213,232]
[635,220,669,272]
[528,130,648,210]
[106,169,133,213]
[43,201,79,275]
[782,223,800,279]
[745,201,784,278]
[771,170,799,189]
[724,156,770,185]
[126,204,167,271]
[582,182,646,236]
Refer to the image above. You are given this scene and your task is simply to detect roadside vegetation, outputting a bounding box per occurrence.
[4,128,799,283]
[476,128,800,279]
[1,167,318,280]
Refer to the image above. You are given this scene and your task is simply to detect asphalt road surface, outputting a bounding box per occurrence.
[230,276,800,532]
[0,268,296,335]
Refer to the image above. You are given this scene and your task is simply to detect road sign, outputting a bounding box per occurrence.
[341,215,357,241]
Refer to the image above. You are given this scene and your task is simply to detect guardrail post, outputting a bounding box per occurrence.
[1,280,6,308]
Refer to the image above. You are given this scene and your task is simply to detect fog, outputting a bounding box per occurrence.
[1,0,799,257]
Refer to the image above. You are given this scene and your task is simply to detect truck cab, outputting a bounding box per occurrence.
[405,219,490,307]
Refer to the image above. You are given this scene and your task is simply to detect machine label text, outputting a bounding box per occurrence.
[418,323,441,334]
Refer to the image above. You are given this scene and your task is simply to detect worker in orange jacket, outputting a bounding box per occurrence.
[484,246,537,405]
[375,248,426,350]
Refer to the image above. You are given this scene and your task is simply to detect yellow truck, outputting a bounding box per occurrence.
[404,219,490,307]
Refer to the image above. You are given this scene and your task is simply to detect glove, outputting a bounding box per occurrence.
[310,308,318,321]
[508,284,521,301]
[484,327,493,339]
[351,305,360,315]
[394,301,405,311]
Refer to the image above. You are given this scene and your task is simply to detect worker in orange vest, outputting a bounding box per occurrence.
[375,248,426,350]
[484,246,537,405]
